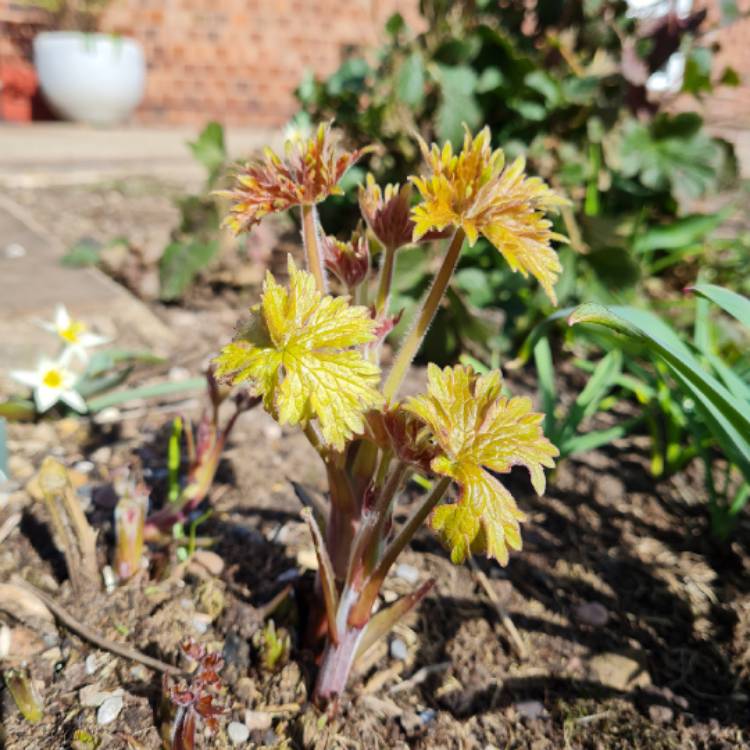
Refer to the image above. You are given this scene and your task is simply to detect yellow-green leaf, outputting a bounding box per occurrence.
[404,364,557,564]
[215,256,384,450]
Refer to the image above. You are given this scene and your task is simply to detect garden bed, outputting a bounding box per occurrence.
[1,177,749,749]
[2,357,748,748]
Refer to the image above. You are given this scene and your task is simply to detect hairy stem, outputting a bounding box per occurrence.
[326,463,358,582]
[375,243,397,315]
[301,203,327,293]
[349,476,451,627]
[382,229,465,402]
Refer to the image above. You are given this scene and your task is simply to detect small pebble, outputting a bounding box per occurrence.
[263,423,282,440]
[192,549,225,577]
[4,242,26,258]
[96,695,123,725]
[515,700,547,720]
[228,721,250,744]
[418,708,436,725]
[573,601,609,628]
[80,685,122,707]
[275,568,300,583]
[85,654,99,675]
[390,638,408,661]
[169,366,191,381]
[395,563,420,585]
[191,616,209,634]
[244,709,272,731]
[648,704,674,724]
[101,566,117,594]
[90,446,112,465]
[94,408,121,425]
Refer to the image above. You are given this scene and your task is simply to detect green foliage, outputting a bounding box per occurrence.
[295,1,739,360]
[158,123,231,301]
[570,288,750,538]
[252,620,291,672]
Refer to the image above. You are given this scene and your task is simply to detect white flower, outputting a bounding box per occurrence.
[39,305,108,360]
[11,354,87,414]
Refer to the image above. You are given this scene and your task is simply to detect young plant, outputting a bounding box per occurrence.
[164,639,226,750]
[113,475,149,582]
[215,123,565,707]
[144,369,259,536]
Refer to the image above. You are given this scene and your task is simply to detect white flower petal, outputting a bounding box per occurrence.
[60,388,87,413]
[10,369,39,388]
[55,304,71,330]
[78,333,109,348]
[35,385,62,413]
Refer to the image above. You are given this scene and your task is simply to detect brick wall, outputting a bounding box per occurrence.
[1,0,749,127]
[0,0,421,125]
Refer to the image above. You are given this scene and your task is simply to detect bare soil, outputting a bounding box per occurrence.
[1,180,749,749]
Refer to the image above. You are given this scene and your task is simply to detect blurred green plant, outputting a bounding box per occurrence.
[19,0,112,31]
[294,0,741,361]
[158,122,235,301]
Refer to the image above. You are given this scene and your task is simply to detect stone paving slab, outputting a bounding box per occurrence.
[0,194,175,371]
[0,123,280,188]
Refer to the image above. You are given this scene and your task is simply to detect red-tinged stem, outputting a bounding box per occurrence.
[375,243,397,315]
[325,463,358,583]
[349,476,450,627]
[382,228,465,402]
[301,203,327,294]
[313,588,365,708]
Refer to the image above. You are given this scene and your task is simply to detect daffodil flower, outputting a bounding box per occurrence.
[11,354,87,414]
[38,305,108,360]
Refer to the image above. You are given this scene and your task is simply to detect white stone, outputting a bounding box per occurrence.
[394,564,419,585]
[96,694,123,724]
[85,653,99,675]
[390,638,408,661]
[228,721,250,745]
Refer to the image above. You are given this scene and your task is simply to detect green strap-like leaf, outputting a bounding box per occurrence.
[691,283,750,329]
[569,303,750,483]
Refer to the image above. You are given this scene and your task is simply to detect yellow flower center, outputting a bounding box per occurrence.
[59,320,86,344]
[42,368,63,389]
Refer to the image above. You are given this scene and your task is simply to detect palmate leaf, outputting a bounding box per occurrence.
[404,364,558,565]
[215,256,383,451]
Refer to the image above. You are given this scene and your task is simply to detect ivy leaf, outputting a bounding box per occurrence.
[214,256,383,451]
[405,364,558,564]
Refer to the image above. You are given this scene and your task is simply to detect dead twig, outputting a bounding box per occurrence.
[469,559,528,660]
[388,661,451,695]
[13,578,183,676]
[0,512,22,545]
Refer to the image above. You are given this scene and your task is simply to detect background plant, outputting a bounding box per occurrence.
[294,0,742,361]
[1,304,204,420]
[19,0,114,31]
[569,284,750,538]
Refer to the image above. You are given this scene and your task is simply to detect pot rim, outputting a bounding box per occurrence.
[34,31,140,45]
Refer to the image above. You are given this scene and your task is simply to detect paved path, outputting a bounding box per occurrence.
[0,194,174,370]
[0,123,279,187]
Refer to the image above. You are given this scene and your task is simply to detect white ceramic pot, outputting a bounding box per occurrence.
[33,31,145,126]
